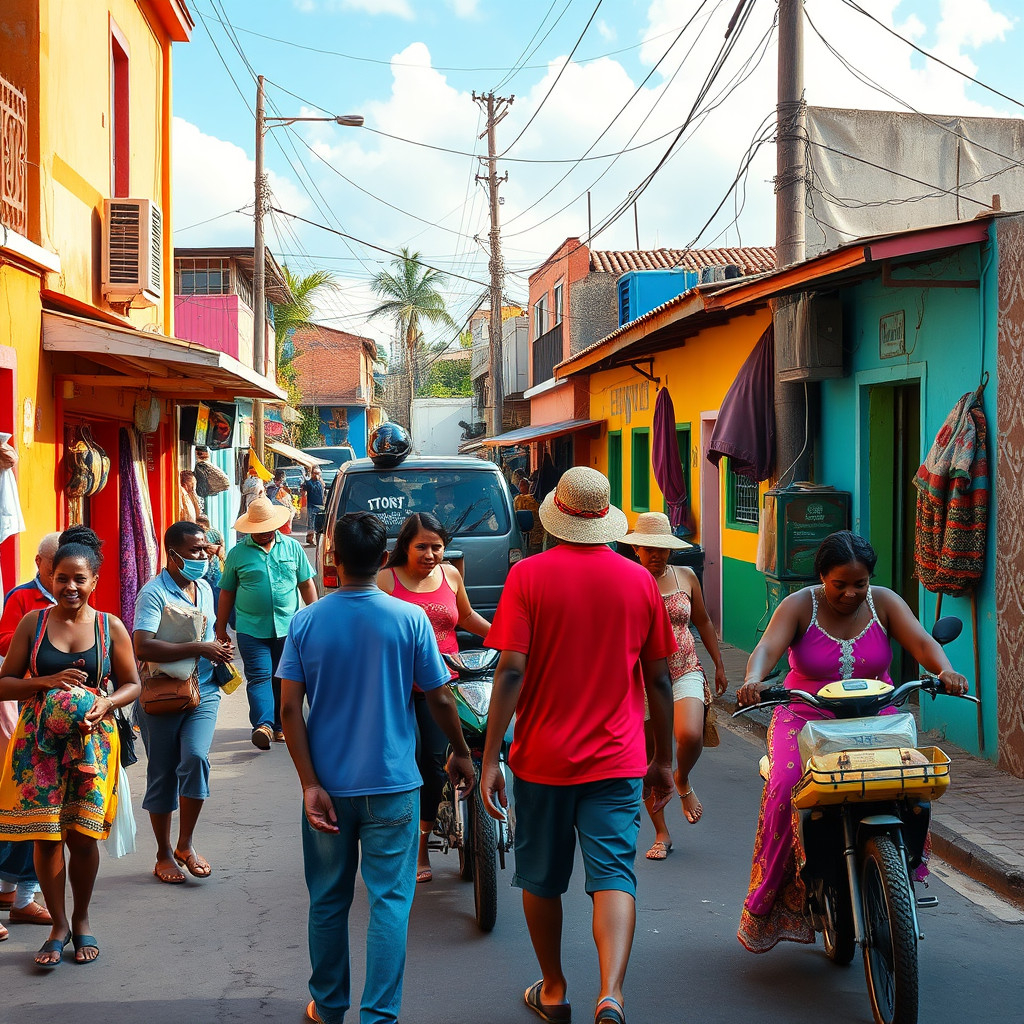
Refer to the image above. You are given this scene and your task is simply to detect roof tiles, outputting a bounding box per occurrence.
[589,246,775,276]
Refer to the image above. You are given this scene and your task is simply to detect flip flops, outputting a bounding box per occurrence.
[305,1000,321,1022]
[524,980,572,1023]
[72,934,100,964]
[174,849,212,878]
[645,840,673,860]
[595,996,626,1024]
[35,931,71,968]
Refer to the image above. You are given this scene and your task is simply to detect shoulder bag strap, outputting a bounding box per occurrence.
[29,607,50,677]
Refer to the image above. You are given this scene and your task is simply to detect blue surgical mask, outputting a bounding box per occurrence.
[172,549,208,581]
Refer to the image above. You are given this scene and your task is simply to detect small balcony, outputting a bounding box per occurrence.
[532,321,563,386]
[0,73,27,236]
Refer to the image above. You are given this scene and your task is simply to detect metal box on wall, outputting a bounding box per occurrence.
[774,291,844,382]
[762,487,851,581]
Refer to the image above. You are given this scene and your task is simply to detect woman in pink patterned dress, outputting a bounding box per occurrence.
[624,512,728,860]
[736,531,969,954]
[378,512,490,883]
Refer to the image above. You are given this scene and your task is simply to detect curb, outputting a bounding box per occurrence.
[716,694,1024,910]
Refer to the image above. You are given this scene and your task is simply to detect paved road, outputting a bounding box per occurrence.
[5,690,1021,1023]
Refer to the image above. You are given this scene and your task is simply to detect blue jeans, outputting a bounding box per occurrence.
[302,789,418,1024]
[235,632,287,732]
[137,681,222,813]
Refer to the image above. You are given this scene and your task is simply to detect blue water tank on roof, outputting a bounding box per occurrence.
[617,269,700,327]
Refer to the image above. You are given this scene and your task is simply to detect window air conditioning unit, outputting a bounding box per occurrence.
[102,198,163,307]
[774,291,843,382]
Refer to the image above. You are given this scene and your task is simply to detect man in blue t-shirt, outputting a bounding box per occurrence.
[278,512,474,1024]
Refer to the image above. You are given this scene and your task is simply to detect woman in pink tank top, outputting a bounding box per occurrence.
[735,531,969,955]
[378,512,491,884]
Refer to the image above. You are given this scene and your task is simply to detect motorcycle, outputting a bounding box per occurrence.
[429,648,513,933]
[734,616,977,1024]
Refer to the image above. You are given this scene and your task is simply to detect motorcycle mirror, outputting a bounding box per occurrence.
[932,615,963,646]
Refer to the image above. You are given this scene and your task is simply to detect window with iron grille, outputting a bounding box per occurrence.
[725,460,759,531]
[175,257,231,296]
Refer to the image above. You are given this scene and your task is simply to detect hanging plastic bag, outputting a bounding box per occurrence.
[0,433,26,544]
[105,768,137,859]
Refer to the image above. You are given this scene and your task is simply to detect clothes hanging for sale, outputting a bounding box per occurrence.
[913,387,989,596]
[651,388,694,533]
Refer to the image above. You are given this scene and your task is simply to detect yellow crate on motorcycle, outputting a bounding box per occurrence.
[792,745,950,808]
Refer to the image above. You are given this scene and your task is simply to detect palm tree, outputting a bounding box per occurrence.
[369,248,456,428]
[272,266,337,444]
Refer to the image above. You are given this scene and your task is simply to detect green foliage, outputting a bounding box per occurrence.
[458,328,473,349]
[297,407,325,447]
[418,357,472,398]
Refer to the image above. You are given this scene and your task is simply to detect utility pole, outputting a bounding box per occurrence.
[253,74,268,463]
[774,0,810,483]
[473,90,513,437]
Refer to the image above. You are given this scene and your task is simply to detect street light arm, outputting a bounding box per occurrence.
[263,115,365,129]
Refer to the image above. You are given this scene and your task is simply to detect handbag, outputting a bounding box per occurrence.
[212,660,243,695]
[140,663,201,716]
[115,708,138,767]
[703,702,721,748]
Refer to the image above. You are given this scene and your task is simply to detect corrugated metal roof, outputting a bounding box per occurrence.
[589,246,776,276]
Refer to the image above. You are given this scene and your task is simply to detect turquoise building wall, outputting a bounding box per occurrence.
[816,235,999,757]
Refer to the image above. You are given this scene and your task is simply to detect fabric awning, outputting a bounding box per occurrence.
[479,418,602,449]
[42,309,286,402]
[266,440,331,468]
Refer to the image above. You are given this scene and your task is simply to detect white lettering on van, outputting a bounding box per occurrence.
[366,496,406,511]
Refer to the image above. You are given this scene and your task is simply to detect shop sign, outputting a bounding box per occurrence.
[879,311,906,359]
[609,379,650,425]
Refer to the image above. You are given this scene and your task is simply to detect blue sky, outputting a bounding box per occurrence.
[171,0,1024,349]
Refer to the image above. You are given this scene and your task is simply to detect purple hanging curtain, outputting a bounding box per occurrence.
[652,388,694,532]
[118,427,156,630]
[707,324,776,482]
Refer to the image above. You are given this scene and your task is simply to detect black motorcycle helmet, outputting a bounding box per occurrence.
[368,422,412,469]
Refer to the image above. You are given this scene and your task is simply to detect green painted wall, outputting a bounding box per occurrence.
[722,555,766,654]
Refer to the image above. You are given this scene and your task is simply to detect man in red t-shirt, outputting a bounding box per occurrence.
[481,467,675,1024]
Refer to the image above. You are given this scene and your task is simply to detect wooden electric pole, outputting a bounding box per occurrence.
[774,0,810,483]
[473,91,513,437]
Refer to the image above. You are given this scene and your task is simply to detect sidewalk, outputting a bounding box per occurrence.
[706,641,1024,909]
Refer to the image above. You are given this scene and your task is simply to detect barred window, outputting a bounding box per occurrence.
[726,462,759,529]
[175,258,231,296]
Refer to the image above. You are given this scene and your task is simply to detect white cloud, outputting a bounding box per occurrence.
[292,0,415,16]
[447,0,479,16]
[597,19,616,42]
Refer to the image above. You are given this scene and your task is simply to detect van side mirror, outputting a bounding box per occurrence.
[932,616,962,646]
[516,509,535,532]
[312,511,327,534]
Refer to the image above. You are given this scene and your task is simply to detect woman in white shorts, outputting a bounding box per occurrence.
[623,513,728,859]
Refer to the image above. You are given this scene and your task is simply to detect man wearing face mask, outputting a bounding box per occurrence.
[133,521,235,885]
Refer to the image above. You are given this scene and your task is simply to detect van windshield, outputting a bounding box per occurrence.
[340,470,511,537]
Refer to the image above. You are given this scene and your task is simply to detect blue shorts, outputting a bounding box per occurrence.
[511,776,643,898]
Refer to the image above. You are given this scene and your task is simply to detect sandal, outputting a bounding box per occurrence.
[524,980,572,1023]
[174,849,212,878]
[305,1001,321,1023]
[645,840,672,860]
[595,996,626,1024]
[416,867,433,883]
[153,862,186,885]
[680,786,703,824]
[0,921,7,942]
[72,933,100,964]
[35,931,71,968]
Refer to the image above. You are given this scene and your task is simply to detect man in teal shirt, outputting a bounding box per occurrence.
[216,497,317,749]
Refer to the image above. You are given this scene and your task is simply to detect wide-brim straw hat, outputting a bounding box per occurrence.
[622,511,692,549]
[233,497,292,534]
[539,466,628,545]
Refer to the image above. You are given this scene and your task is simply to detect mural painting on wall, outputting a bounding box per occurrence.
[319,407,351,446]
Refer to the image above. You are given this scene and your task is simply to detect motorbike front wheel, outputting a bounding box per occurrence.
[861,835,919,1024]
[458,792,474,881]
[471,783,498,932]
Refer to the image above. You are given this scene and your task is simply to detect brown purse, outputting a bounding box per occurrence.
[140,663,201,716]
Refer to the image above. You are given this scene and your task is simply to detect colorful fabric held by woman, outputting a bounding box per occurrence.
[0,609,119,841]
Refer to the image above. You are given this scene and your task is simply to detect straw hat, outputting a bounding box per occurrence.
[622,511,692,549]
[538,467,628,545]
[232,497,292,534]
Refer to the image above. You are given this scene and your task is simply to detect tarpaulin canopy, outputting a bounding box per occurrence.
[707,325,776,482]
[266,440,332,468]
[652,388,694,532]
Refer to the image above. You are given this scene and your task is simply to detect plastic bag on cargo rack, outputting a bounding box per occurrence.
[798,712,917,768]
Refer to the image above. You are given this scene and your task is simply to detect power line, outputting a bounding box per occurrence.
[500,0,606,157]
[839,0,1024,113]
[493,0,565,92]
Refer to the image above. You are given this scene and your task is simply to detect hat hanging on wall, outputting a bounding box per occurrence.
[134,394,161,434]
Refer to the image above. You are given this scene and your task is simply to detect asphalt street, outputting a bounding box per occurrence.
[4,687,1022,1024]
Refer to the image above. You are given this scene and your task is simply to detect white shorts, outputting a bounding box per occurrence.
[644,669,706,721]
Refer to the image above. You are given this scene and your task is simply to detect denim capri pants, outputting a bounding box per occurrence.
[137,682,222,813]
[511,776,643,898]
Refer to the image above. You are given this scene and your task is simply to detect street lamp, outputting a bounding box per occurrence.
[252,74,364,461]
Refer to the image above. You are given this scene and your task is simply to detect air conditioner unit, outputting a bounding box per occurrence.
[102,198,163,307]
[774,291,844,382]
